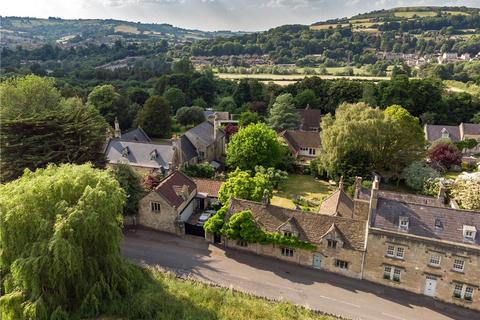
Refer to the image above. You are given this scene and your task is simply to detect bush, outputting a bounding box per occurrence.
[427,143,462,170]
[401,161,440,191]
[451,173,480,210]
[180,162,215,179]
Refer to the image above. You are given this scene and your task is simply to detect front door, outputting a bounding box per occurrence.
[312,253,321,269]
[424,276,437,297]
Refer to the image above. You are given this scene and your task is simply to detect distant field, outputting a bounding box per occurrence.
[311,23,350,30]
[444,80,480,96]
[216,73,390,84]
[394,11,437,18]
[114,25,140,34]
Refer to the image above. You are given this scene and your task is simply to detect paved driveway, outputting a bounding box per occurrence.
[122,230,477,320]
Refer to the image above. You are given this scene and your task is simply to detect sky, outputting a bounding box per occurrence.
[2,0,480,31]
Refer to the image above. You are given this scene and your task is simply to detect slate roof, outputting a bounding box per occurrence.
[319,189,354,217]
[105,139,174,169]
[297,108,321,131]
[358,188,444,207]
[372,198,480,247]
[184,121,225,147]
[280,130,321,153]
[425,124,461,142]
[460,123,480,135]
[121,127,151,143]
[192,178,223,198]
[154,171,197,208]
[228,198,367,251]
[180,135,198,162]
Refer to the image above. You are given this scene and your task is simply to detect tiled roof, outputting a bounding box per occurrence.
[297,108,321,131]
[460,123,480,136]
[358,188,444,207]
[155,171,197,208]
[424,124,461,142]
[121,127,151,143]
[228,198,367,251]
[280,130,321,153]
[180,135,198,162]
[372,198,480,247]
[184,121,224,147]
[319,189,354,217]
[105,139,174,169]
[192,178,223,198]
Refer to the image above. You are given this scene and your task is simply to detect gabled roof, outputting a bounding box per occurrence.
[228,198,367,251]
[154,171,197,207]
[184,121,224,147]
[319,189,354,217]
[121,127,151,143]
[105,139,174,169]
[372,197,480,247]
[192,178,223,198]
[322,223,347,243]
[296,108,321,131]
[280,130,321,153]
[180,135,198,161]
[424,124,461,142]
[460,123,480,136]
[358,188,444,207]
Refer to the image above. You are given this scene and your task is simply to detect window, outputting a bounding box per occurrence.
[327,239,337,248]
[399,216,409,231]
[429,255,441,267]
[309,148,316,155]
[386,245,404,259]
[335,260,348,269]
[396,247,405,259]
[151,201,161,213]
[283,231,293,237]
[453,283,475,301]
[386,245,395,256]
[281,247,294,257]
[453,258,465,272]
[383,265,401,282]
[463,225,477,241]
[434,218,443,229]
[237,240,248,247]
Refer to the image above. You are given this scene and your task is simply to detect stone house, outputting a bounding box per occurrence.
[356,177,480,311]
[138,171,197,235]
[279,130,321,163]
[424,123,480,154]
[218,195,368,279]
[183,117,226,164]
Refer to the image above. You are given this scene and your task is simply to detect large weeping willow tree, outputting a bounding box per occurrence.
[0,164,142,319]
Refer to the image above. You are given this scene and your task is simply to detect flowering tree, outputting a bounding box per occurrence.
[452,173,480,210]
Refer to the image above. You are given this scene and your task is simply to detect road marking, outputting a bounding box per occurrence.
[318,295,361,308]
[381,312,406,320]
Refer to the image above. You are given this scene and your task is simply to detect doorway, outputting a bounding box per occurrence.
[312,253,321,269]
[424,275,437,297]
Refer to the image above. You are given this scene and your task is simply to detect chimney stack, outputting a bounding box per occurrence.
[262,189,270,206]
[213,113,219,142]
[437,181,446,204]
[338,176,344,191]
[114,117,121,138]
[354,176,362,199]
[370,175,380,210]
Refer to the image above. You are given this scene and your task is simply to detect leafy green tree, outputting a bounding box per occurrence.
[190,75,215,104]
[134,95,171,138]
[401,161,441,191]
[226,123,284,171]
[127,87,150,105]
[218,168,273,204]
[87,84,124,124]
[215,96,237,114]
[1,104,108,182]
[268,93,301,131]
[0,75,62,119]
[0,164,142,319]
[176,106,206,126]
[163,87,186,114]
[192,97,208,109]
[239,111,260,126]
[172,57,194,74]
[233,79,251,106]
[471,112,480,124]
[294,89,318,108]
[110,164,145,215]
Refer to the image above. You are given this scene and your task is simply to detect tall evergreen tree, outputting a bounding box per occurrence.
[267,93,301,131]
[134,95,171,138]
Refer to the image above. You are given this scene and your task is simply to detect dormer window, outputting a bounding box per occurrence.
[441,128,449,139]
[121,146,130,157]
[399,216,409,231]
[150,149,158,160]
[283,231,293,237]
[434,218,443,230]
[463,225,477,242]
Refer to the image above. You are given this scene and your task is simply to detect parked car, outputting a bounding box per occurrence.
[197,210,216,226]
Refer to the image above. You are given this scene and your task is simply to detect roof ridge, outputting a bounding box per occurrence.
[380,196,480,215]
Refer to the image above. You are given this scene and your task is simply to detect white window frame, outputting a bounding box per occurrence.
[453,283,474,301]
[383,265,401,282]
[386,245,404,259]
[453,258,465,272]
[399,216,409,231]
[309,148,316,155]
[281,247,294,257]
[151,201,161,213]
[395,247,405,259]
[386,245,395,257]
[327,239,337,248]
[428,254,441,267]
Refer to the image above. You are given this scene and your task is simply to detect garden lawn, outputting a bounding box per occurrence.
[272,174,333,211]
[101,266,336,320]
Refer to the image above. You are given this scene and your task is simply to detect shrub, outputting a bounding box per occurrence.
[427,143,462,170]
[181,162,215,179]
[451,173,480,210]
[401,161,440,191]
